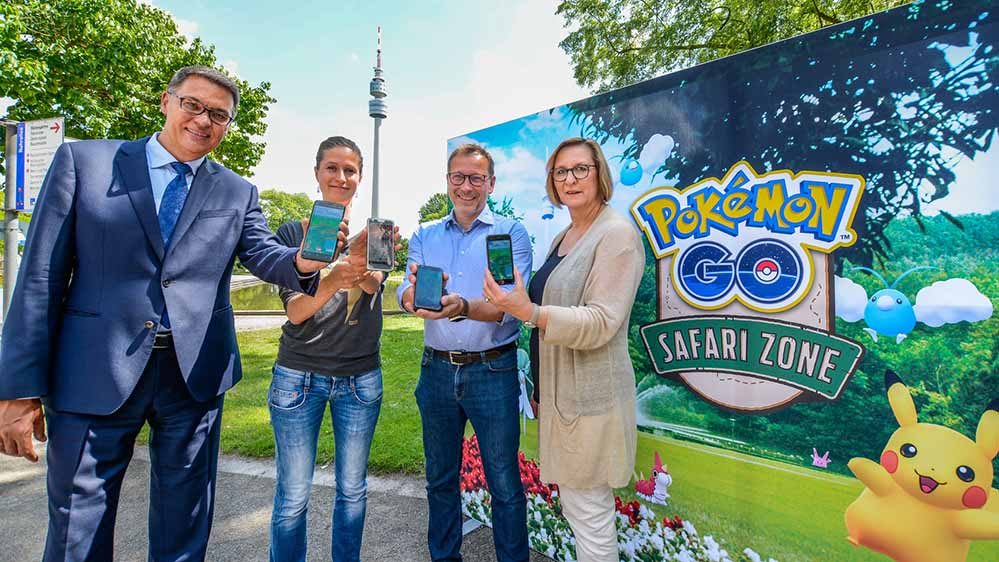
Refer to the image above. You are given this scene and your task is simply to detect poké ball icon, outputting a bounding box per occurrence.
[754,258,781,284]
[620,158,643,186]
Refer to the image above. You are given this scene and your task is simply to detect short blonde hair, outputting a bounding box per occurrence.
[544,137,614,207]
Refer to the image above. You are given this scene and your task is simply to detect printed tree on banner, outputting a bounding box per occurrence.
[565,0,998,270]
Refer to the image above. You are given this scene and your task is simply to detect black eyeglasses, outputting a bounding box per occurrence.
[446,172,491,187]
[551,164,597,183]
[168,91,234,126]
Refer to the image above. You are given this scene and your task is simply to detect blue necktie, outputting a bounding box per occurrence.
[159,161,192,248]
[158,162,190,330]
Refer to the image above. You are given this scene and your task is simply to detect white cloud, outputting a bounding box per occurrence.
[914,278,994,327]
[834,275,868,322]
[136,1,199,41]
[0,97,15,118]
[350,53,360,63]
[174,17,199,39]
[222,59,240,77]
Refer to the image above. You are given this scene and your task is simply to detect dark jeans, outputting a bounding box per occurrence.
[43,347,223,562]
[415,347,528,562]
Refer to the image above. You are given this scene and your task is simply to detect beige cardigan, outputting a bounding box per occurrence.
[537,206,644,489]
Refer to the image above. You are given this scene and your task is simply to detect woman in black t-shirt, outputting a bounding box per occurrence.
[267,136,384,562]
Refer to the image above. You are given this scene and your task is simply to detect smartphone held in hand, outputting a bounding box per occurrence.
[414,266,445,312]
[367,218,395,272]
[301,201,346,262]
[486,234,515,285]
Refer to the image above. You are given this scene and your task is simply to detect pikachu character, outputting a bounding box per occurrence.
[844,370,999,562]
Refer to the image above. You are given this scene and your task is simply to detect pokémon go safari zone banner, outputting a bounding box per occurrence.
[448,1,998,561]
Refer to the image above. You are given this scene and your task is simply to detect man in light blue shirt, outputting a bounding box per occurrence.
[398,144,531,562]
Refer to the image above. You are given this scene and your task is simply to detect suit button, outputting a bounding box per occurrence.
[162,279,171,288]
[144,320,155,329]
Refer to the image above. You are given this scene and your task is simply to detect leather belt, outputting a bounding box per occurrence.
[426,342,516,366]
[153,331,174,350]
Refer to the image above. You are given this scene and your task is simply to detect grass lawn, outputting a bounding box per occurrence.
[220,314,427,473]
[138,314,428,473]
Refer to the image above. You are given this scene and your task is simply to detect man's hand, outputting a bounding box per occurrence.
[404,263,455,317]
[0,398,46,462]
[415,293,464,321]
[295,218,350,274]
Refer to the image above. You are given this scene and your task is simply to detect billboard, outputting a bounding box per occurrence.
[450,1,999,561]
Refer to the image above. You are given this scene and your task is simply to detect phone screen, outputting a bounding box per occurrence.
[487,235,515,285]
[367,219,395,271]
[302,203,345,262]
[414,266,444,311]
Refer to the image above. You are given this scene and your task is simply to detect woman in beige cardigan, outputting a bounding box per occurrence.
[483,137,644,562]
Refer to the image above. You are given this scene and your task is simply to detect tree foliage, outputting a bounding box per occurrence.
[258,189,313,233]
[557,0,910,93]
[394,237,409,272]
[418,193,451,224]
[0,0,275,177]
[564,0,997,268]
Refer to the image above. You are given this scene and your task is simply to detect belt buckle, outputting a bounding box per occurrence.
[448,351,466,365]
[153,332,172,349]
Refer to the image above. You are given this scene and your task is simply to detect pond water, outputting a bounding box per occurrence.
[231,278,402,312]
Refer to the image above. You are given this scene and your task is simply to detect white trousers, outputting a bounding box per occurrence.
[558,484,617,562]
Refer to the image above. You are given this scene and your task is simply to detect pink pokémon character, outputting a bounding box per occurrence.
[635,451,672,505]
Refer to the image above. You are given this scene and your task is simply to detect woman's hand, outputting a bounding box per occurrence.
[482,267,533,322]
[323,253,367,289]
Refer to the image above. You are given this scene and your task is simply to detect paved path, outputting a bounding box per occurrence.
[0,443,550,561]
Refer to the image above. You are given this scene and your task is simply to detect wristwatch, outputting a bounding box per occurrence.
[524,304,541,328]
[449,296,470,322]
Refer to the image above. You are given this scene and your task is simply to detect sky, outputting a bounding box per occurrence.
[149,0,589,236]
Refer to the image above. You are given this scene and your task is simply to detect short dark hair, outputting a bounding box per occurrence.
[167,65,240,113]
[315,136,364,174]
[447,144,494,176]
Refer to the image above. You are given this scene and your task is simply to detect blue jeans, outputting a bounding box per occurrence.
[268,364,383,562]
[415,348,528,562]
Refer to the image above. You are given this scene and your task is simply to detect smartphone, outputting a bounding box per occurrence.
[414,266,445,312]
[486,234,515,285]
[300,201,346,262]
[366,218,395,272]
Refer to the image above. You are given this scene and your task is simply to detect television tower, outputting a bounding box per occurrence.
[368,27,388,217]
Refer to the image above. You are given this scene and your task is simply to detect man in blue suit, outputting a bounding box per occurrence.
[0,66,337,561]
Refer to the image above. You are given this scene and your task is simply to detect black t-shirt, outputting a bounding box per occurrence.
[275,221,382,377]
[528,242,565,402]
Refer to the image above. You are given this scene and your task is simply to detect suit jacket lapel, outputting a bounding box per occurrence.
[165,159,220,259]
[119,138,165,261]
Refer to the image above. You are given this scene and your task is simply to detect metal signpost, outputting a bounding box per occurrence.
[2,116,64,318]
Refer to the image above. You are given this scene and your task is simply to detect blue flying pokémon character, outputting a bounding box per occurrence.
[835,267,993,343]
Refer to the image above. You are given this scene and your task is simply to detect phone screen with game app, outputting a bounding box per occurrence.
[486,234,515,285]
[301,201,345,262]
[367,218,395,272]
[414,266,445,311]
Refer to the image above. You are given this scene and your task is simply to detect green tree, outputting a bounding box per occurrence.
[557,0,910,93]
[418,193,451,224]
[394,237,409,272]
[0,0,275,177]
[258,189,313,233]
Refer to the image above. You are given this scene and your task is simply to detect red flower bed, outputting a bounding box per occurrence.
[461,435,558,505]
